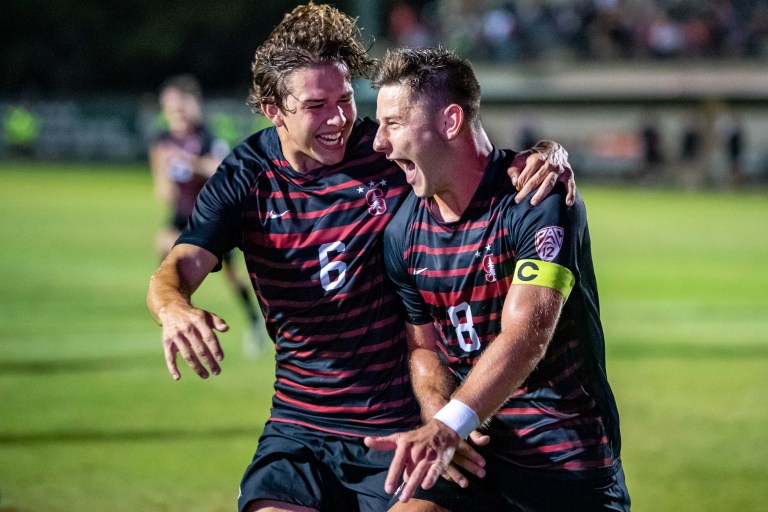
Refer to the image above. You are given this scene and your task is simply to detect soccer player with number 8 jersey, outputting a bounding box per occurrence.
[365,47,630,511]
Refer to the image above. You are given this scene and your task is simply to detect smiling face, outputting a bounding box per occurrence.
[373,83,447,198]
[264,62,356,173]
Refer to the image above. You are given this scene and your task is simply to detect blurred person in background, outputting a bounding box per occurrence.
[149,74,265,356]
[147,4,576,512]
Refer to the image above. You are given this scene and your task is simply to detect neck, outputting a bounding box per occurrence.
[430,127,493,223]
[276,127,318,174]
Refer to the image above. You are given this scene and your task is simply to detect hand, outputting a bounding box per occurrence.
[441,430,489,488]
[508,140,576,206]
[365,419,461,503]
[159,300,228,380]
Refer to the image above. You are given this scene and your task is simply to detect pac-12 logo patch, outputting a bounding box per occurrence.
[534,226,564,262]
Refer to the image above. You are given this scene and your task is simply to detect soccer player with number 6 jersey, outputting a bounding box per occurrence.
[365,47,630,511]
[146,4,577,512]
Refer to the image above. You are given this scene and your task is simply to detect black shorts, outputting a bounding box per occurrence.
[396,457,631,512]
[238,420,395,512]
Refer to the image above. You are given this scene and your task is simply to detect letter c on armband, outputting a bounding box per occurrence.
[513,259,576,301]
[516,260,539,282]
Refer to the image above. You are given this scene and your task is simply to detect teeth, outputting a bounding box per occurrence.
[318,133,341,144]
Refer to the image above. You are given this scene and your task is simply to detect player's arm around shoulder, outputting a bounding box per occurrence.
[509,140,576,206]
[147,244,229,380]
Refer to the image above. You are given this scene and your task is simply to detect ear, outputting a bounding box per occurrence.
[441,104,464,140]
[262,102,284,128]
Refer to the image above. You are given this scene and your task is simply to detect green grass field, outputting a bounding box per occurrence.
[0,162,766,511]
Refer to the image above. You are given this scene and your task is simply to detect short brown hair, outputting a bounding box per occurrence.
[247,2,374,114]
[371,47,481,124]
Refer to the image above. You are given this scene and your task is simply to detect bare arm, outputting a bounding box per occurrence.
[453,284,563,421]
[403,324,489,487]
[147,243,229,380]
[194,154,221,179]
[149,143,175,203]
[405,323,454,421]
[371,284,565,501]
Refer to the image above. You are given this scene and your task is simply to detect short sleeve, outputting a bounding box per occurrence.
[508,185,582,298]
[176,154,252,263]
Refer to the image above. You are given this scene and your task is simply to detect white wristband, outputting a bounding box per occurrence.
[433,399,480,439]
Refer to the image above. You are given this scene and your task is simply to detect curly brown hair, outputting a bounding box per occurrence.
[247,3,374,114]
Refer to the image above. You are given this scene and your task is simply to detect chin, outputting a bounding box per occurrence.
[312,153,342,167]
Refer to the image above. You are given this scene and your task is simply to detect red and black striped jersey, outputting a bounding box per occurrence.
[178,118,420,437]
[152,124,215,219]
[384,148,622,478]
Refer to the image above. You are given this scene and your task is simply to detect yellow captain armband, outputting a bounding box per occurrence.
[513,259,575,301]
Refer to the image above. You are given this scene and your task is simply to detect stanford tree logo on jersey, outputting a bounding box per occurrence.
[359,180,388,216]
[482,254,497,282]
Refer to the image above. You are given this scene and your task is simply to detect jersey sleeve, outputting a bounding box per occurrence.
[383,204,433,326]
[176,153,252,264]
[509,184,580,300]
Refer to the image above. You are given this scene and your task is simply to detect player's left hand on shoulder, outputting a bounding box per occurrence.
[508,140,576,207]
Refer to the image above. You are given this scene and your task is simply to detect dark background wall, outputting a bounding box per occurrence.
[0,0,357,97]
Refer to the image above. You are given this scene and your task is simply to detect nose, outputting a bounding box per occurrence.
[328,105,347,127]
[373,127,389,153]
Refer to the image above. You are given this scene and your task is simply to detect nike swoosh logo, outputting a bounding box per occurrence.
[413,268,428,275]
[269,210,289,219]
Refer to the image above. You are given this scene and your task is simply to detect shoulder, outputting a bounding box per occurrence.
[384,191,420,247]
[201,128,279,199]
[150,129,172,146]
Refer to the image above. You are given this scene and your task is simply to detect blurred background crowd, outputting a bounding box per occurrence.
[1,0,767,186]
[382,0,768,63]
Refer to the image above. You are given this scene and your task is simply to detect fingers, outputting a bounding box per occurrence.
[166,330,217,379]
[451,438,486,479]
[561,167,577,206]
[514,164,553,204]
[364,435,398,452]
[507,151,530,188]
[165,342,181,380]
[529,171,559,206]
[162,310,228,380]
[514,140,577,205]
[386,440,409,494]
[441,464,469,488]
[203,313,227,363]
[397,445,456,502]
[211,313,230,334]
[468,430,491,446]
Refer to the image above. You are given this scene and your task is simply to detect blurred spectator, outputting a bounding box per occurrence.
[715,109,745,185]
[388,0,763,63]
[481,6,518,61]
[639,113,665,181]
[386,3,434,47]
[679,114,705,188]
[149,74,266,356]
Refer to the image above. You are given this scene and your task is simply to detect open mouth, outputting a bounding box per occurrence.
[394,159,417,183]
[317,132,344,149]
